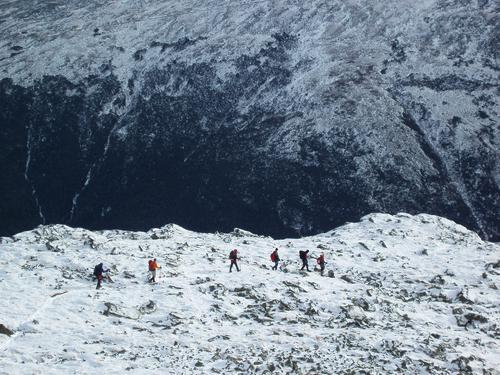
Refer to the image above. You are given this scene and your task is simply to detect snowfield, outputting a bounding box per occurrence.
[0,213,498,374]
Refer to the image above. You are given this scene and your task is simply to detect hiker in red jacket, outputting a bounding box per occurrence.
[317,253,326,276]
[270,248,280,270]
[229,249,240,272]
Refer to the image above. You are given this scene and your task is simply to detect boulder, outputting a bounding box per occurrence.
[0,324,14,336]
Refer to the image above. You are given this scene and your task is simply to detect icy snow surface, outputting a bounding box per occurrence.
[0,213,499,374]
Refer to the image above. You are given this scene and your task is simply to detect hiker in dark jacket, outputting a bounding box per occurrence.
[271,248,280,270]
[317,253,326,276]
[299,250,310,271]
[93,263,111,289]
[229,249,240,272]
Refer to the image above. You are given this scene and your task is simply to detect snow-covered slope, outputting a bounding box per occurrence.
[0,0,498,240]
[0,213,498,374]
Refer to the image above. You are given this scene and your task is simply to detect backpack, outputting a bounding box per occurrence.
[229,250,237,260]
[299,251,307,260]
[148,260,153,271]
[93,263,102,276]
[271,252,277,262]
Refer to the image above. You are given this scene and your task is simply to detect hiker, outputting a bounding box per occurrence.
[148,258,161,283]
[93,262,111,289]
[299,250,310,271]
[229,249,240,272]
[317,253,326,276]
[270,248,280,270]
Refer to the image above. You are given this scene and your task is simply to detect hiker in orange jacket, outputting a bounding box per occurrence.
[148,258,161,283]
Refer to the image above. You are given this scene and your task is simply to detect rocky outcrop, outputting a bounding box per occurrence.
[0,324,14,336]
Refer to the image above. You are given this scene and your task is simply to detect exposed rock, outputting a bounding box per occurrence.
[61,270,73,279]
[138,301,157,315]
[358,242,370,251]
[454,310,488,328]
[338,305,370,327]
[0,324,14,336]
[486,260,500,270]
[150,313,183,329]
[192,277,212,285]
[230,228,258,238]
[430,275,445,285]
[451,356,475,374]
[352,297,372,312]
[103,302,141,320]
[341,275,354,284]
[456,289,474,304]
[45,241,64,253]
[282,281,307,292]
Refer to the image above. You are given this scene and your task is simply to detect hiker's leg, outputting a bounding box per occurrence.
[97,274,102,289]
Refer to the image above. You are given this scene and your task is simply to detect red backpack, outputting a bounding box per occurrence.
[270,252,277,262]
[229,250,237,260]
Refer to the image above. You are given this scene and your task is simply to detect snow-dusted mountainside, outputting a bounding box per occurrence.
[0,213,498,374]
[0,0,498,240]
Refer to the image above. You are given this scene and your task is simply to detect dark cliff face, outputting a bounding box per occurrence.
[0,1,498,239]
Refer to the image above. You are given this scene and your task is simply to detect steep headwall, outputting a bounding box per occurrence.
[0,0,498,239]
